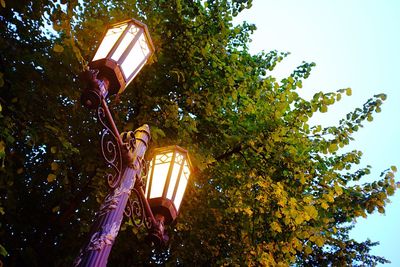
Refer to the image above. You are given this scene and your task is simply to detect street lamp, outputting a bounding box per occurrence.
[81,18,154,108]
[74,19,193,267]
[145,146,192,225]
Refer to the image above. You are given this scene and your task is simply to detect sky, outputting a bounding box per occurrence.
[235,0,400,264]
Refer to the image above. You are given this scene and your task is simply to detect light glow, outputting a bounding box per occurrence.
[147,153,173,199]
[120,30,151,83]
[173,160,190,210]
[92,23,128,61]
[110,26,139,63]
[166,153,184,200]
[145,147,192,213]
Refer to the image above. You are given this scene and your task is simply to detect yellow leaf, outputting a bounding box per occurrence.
[0,0,5,8]
[304,205,318,219]
[334,184,343,196]
[315,236,325,247]
[53,44,64,53]
[324,193,334,203]
[305,246,312,255]
[51,146,57,153]
[243,207,253,216]
[51,162,59,171]
[303,196,312,204]
[293,238,302,251]
[328,143,338,153]
[301,230,311,239]
[0,140,5,159]
[295,215,303,225]
[321,202,329,210]
[270,221,282,233]
[47,173,56,182]
[52,206,60,213]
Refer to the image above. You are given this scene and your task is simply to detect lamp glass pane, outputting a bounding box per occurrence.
[148,152,173,199]
[173,159,190,211]
[120,31,151,83]
[166,153,184,200]
[92,23,128,61]
[110,24,140,63]
[145,160,152,199]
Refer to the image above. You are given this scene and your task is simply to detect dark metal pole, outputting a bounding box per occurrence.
[74,125,151,267]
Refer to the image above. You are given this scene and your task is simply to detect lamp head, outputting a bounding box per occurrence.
[89,19,154,96]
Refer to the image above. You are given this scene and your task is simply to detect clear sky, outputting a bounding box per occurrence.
[235,0,400,264]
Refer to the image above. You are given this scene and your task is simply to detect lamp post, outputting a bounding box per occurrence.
[74,19,193,267]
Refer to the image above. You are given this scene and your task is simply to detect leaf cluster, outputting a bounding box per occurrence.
[0,0,397,266]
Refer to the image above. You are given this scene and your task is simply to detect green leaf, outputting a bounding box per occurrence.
[0,244,7,257]
[391,166,397,172]
[375,93,387,101]
[0,1,394,265]
[387,186,395,196]
[150,126,166,140]
[328,143,338,153]
[320,105,328,113]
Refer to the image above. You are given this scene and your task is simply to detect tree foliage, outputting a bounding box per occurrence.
[0,0,398,266]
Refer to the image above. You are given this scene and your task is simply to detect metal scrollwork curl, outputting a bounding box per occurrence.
[97,106,123,188]
[124,188,152,230]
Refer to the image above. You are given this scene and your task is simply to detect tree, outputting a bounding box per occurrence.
[0,0,397,266]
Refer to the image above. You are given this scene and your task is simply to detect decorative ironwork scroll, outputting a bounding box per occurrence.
[124,188,147,228]
[124,157,152,230]
[97,106,123,188]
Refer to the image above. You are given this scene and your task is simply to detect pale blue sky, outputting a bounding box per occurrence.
[236,0,400,264]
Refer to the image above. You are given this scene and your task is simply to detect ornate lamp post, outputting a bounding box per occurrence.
[74,19,193,267]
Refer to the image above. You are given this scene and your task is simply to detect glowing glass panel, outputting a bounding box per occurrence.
[120,31,151,84]
[173,160,190,210]
[166,153,184,200]
[148,153,173,199]
[92,23,128,61]
[110,26,139,62]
